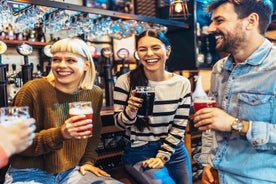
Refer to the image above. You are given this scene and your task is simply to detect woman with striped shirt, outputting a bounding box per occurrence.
[113,30,192,184]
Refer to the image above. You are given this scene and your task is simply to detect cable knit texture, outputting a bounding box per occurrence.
[10,78,103,174]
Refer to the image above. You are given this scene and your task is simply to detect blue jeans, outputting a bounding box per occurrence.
[122,141,192,184]
[4,166,122,184]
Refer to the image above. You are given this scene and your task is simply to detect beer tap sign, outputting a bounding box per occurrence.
[117,48,130,61]
[0,41,8,107]
[43,44,53,58]
[16,43,33,84]
[0,41,7,55]
[17,43,33,63]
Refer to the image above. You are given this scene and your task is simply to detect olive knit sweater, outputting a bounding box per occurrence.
[10,78,103,174]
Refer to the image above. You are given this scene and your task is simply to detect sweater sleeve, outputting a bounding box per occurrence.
[0,146,9,168]
[113,74,137,129]
[12,80,64,156]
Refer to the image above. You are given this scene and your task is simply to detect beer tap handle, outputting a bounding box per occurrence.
[24,55,29,65]
[37,64,41,72]
[12,64,16,73]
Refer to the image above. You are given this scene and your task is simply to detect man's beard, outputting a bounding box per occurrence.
[216,29,245,54]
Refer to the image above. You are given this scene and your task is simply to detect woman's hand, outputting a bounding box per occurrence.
[61,115,92,139]
[127,89,143,112]
[79,164,111,177]
[142,157,165,169]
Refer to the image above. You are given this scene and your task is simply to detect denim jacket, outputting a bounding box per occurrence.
[202,39,276,184]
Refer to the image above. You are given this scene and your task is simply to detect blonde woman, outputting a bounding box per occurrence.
[5,38,121,184]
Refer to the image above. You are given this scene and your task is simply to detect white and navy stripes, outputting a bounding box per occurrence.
[113,73,191,160]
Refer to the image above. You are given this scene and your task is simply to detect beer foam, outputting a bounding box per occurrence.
[194,99,215,103]
[69,107,93,115]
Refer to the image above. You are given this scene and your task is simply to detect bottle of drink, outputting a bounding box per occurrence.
[192,75,216,112]
[192,75,208,101]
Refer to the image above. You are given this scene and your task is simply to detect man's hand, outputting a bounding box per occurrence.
[202,165,219,184]
[202,165,215,183]
[193,107,235,132]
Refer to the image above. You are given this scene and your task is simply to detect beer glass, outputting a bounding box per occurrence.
[135,86,155,118]
[0,106,30,127]
[69,101,93,139]
[193,96,216,112]
[193,95,216,133]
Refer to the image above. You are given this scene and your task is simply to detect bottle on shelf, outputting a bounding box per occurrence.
[35,23,46,42]
[205,37,213,65]
[7,24,15,40]
[28,30,36,42]
[17,32,23,41]
[196,40,205,68]
[0,25,5,40]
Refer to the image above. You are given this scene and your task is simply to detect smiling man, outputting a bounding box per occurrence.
[192,0,276,183]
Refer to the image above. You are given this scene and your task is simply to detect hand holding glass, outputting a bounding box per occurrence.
[0,106,36,155]
[193,96,216,132]
[69,101,93,139]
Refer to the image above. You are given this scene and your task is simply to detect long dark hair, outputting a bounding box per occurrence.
[129,30,171,131]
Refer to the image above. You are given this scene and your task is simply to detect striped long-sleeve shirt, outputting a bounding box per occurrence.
[113,73,191,161]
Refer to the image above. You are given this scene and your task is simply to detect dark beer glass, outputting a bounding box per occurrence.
[135,86,155,118]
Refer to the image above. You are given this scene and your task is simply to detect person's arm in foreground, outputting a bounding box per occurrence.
[0,118,36,168]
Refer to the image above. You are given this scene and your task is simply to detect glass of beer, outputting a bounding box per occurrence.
[193,96,216,133]
[0,106,30,127]
[193,96,216,112]
[69,101,93,139]
[135,86,155,118]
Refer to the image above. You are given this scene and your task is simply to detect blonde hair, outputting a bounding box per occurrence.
[46,37,96,90]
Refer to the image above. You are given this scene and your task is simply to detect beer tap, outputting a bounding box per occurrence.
[0,41,8,107]
[116,48,130,77]
[7,63,21,104]
[16,43,33,84]
[43,44,53,75]
[10,64,21,88]
[30,63,34,77]
[36,64,42,78]
[101,47,114,106]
